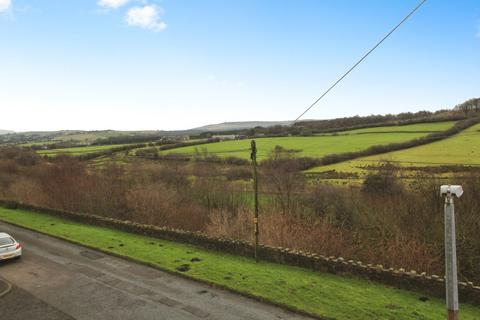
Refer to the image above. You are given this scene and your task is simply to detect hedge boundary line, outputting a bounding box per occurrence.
[1,199,479,304]
[300,114,468,135]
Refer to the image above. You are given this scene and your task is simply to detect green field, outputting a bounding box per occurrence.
[309,123,480,175]
[1,207,479,319]
[160,122,455,160]
[331,122,456,135]
[37,144,132,156]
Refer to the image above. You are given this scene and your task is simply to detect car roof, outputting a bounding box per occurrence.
[0,232,12,238]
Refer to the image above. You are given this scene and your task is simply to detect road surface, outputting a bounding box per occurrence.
[0,222,313,320]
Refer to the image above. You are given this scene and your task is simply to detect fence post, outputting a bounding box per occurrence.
[440,185,463,320]
[250,140,259,263]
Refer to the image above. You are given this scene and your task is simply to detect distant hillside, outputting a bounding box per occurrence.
[2,98,476,146]
[192,121,293,132]
[0,129,197,146]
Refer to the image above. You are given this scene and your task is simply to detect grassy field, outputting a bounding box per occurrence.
[159,122,455,160]
[1,207,479,319]
[37,144,132,156]
[332,122,456,135]
[309,123,480,176]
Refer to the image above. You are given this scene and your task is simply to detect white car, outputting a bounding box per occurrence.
[0,233,22,261]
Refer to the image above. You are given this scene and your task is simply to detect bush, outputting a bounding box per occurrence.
[361,163,404,196]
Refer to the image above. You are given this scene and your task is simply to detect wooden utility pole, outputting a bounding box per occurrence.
[250,140,259,263]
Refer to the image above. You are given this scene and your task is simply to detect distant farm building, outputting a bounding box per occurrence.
[212,134,237,141]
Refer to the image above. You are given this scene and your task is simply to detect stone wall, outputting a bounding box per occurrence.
[1,199,479,304]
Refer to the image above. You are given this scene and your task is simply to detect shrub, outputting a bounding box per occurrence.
[361,163,404,196]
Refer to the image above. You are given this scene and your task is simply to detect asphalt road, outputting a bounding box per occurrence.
[0,222,313,320]
[0,281,75,320]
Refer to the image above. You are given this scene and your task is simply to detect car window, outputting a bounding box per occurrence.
[0,237,15,246]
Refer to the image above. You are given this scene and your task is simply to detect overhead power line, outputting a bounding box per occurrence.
[293,0,428,124]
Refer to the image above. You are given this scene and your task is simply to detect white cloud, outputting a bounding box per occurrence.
[477,22,480,38]
[0,0,11,13]
[125,5,166,32]
[98,0,129,10]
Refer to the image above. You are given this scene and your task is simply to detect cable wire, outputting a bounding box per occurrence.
[293,0,428,124]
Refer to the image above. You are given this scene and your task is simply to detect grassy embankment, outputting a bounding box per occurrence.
[1,207,479,319]
[309,123,480,179]
[159,122,455,160]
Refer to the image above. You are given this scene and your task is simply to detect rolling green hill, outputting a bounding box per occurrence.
[159,122,456,160]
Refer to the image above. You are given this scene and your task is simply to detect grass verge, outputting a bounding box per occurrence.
[0,207,479,319]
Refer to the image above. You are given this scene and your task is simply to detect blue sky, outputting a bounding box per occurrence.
[1,0,479,131]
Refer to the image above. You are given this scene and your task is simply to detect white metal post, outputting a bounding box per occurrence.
[441,185,463,320]
[444,193,459,320]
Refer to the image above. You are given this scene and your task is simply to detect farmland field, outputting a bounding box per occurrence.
[309,122,480,175]
[37,144,132,156]
[330,122,455,134]
[160,122,456,160]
